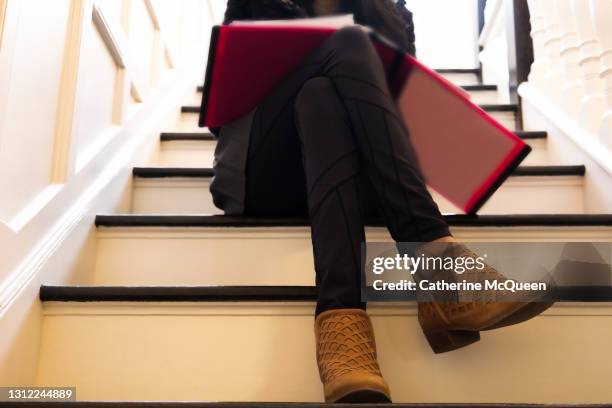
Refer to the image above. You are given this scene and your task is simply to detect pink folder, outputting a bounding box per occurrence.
[198,24,530,214]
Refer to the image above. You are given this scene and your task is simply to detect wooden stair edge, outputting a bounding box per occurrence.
[94,214,612,228]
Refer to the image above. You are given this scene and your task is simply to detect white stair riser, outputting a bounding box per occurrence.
[439,72,481,85]
[156,141,216,167]
[521,138,550,165]
[156,137,551,168]
[172,110,517,134]
[465,89,505,104]
[37,302,612,403]
[131,176,585,215]
[92,226,612,286]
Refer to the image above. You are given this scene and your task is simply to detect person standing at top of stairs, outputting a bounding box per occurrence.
[209,0,554,403]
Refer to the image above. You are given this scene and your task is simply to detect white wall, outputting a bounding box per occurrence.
[0,0,213,386]
[206,0,481,69]
[406,0,480,69]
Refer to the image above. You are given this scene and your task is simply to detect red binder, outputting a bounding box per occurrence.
[198,24,530,214]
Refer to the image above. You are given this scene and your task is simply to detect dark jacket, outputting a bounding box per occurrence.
[223,0,416,55]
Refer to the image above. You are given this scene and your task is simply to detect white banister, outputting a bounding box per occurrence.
[526,0,548,88]
[555,0,584,115]
[541,2,565,100]
[522,0,611,153]
[589,0,612,148]
[572,0,605,133]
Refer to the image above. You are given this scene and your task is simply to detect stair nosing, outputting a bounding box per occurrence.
[133,167,215,178]
[2,402,610,408]
[435,68,481,74]
[132,166,585,179]
[160,132,215,141]
[514,131,547,140]
[181,103,517,114]
[95,214,612,228]
[159,130,545,142]
[196,83,494,93]
[478,103,518,112]
[460,84,498,91]
[39,285,612,303]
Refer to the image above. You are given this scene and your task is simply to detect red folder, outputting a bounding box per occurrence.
[198,24,530,214]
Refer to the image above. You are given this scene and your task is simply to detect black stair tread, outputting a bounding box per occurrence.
[512,165,585,176]
[182,103,517,114]
[4,403,612,408]
[514,131,547,139]
[196,83,493,93]
[182,105,204,113]
[159,130,544,141]
[478,103,518,112]
[160,132,215,141]
[460,84,498,91]
[95,214,612,228]
[40,285,317,302]
[132,166,585,179]
[133,167,215,178]
[39,285,612,303]
[435,68,481,74]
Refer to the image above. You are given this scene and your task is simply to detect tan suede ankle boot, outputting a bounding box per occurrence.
[315,308,391,403]
[416,242,554,353]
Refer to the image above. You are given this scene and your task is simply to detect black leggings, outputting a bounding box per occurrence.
[244,27,450,315]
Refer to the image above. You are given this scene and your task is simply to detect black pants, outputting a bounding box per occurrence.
[244,27,450,315]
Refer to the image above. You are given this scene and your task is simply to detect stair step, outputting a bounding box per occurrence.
[39,285,612,303]
[3,405,611,408]
[195,81,492,94]
[460,84,501,104]
[160,132,215,141]
[180,104,518,115]
[435,68,481,85]
[194,82,501,103]
[92,214,612,287]
[130,166,585,215]
[461,84,497,91]
[98,214,612,228]
[435,68,482,74]
[4,404,606,408]
[36,296,612,403]
[133,165,584,179]
[515,130,547,139]
[179,103,517,129]
[160,130,546,141]
[512,165,584,176]
[155,130,551,167]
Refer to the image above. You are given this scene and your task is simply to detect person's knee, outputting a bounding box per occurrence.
[328,26,375,57]
[333,26,370,47]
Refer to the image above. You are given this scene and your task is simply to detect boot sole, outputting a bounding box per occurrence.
[422,328,481,354]
[334,389,392,403]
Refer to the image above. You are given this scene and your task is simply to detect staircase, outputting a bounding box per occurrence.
[14,61,608,406]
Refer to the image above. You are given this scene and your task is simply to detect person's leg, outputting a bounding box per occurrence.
[243,65,390,403]
[296,27,553,355]
[294,77,366,316]
[295,78,390,404]
[243,58,367,317]
[246,26,451,243]
[243,26,452,321]
[305,27,451,243]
